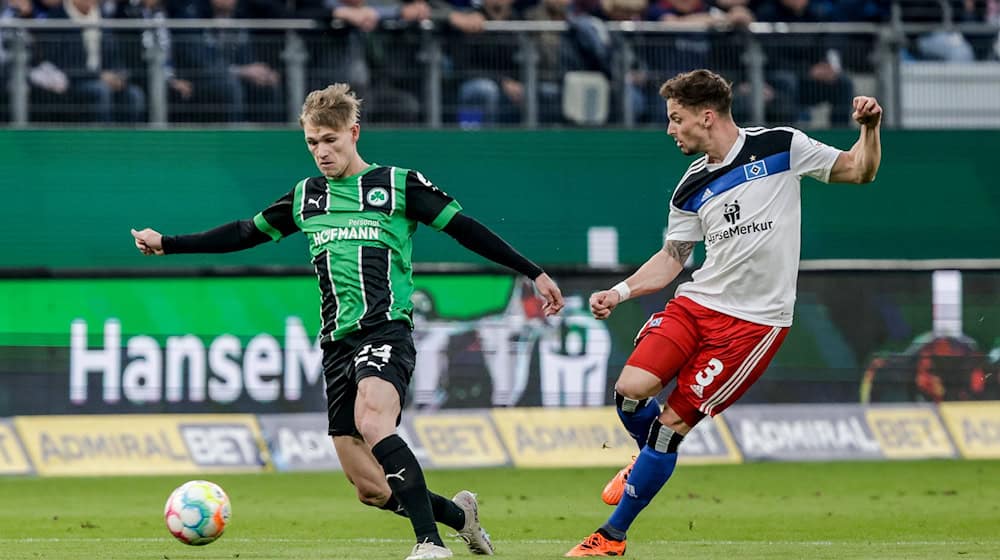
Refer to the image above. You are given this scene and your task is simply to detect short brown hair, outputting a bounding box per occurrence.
[299,83,362,129]
[659,69,733,116]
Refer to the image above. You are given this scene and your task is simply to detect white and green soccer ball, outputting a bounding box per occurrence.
[164,480,232,545]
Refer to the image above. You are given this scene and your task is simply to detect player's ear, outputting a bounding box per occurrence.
[702,109,714,128]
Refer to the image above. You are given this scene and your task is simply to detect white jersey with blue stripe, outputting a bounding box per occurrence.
[665,127,842,327]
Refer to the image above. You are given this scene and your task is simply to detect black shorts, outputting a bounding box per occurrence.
[322,320,416,437]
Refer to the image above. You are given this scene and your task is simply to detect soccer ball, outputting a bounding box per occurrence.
[164,480,232,545]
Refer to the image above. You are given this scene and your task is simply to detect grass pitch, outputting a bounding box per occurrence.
[1,460,998,559]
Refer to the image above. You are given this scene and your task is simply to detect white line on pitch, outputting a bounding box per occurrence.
[1,538,997,546]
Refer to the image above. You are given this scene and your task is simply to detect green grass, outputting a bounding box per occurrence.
[1,461,998,559]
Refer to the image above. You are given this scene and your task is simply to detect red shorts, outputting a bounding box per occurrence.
[626,296,788,427]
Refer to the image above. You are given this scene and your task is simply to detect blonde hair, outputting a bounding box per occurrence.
[299,83,363,129]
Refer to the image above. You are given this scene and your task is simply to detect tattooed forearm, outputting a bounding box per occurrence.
[664,240,695,264]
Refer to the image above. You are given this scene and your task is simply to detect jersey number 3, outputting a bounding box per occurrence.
[695,358,724,388]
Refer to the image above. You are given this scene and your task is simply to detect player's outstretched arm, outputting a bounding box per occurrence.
[590,240,694,320]
[130,220,272,256]
[829,96,882,184]
[442,213,564,315]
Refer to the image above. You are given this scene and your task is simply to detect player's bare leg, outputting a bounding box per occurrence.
[333,435,394,508]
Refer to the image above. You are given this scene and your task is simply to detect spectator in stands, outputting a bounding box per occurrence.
[646,0,753,28]
[897,0,982,62]
[290,0,370,111]
[292,0,428,123]
[648,0,755,76]
[199,0,283,122]
[360,0,435,123]
[569,0,606,18]
[525,0,575,123]
[452,0,525,125]
[600,0,641,22]
[957,0,994,60]
[525,0,628,123]
[755,0,854,126]
[114,0,199,121]
[439,0,487,33]
[599,0,654,122]
[639,0,753,123]
[29,0,146,123]
[824,0,887,78]
[564,0,612,78]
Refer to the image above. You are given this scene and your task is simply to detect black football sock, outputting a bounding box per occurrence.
[372,435,443,546]
[430,493,466,531]
[379,494,407,517]
[380,492,466,531]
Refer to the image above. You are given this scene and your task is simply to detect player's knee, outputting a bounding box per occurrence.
[614,388,649,414]
[614,370,661,402]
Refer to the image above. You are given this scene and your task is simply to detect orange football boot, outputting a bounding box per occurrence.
[600,456,636,505]
[565,531,627,557]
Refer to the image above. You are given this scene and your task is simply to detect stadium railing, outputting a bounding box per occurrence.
[0,18,998,128]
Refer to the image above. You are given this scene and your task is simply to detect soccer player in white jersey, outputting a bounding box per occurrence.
[565,68,882,557]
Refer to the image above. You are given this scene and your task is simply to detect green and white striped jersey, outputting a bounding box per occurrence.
[253,165,462,343]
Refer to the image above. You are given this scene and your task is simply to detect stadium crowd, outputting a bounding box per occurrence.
[0,0,997,125]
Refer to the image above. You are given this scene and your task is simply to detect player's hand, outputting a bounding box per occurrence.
[852,96,881,127]
[131,228,165,256]
[533,273,564,316]
[589,289,620,320]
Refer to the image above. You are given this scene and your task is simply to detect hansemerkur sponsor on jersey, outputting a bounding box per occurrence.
[705,219,775,246]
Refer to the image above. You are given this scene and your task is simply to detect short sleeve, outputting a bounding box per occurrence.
[665,205,704,242]
[790,129,842,183]
[404,170,463,230]
[253,186,299,241]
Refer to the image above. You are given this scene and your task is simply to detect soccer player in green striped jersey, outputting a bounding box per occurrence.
[131,83,564,560]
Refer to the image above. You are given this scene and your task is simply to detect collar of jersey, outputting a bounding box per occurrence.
[705,129,747,172]
[326,163,378,184]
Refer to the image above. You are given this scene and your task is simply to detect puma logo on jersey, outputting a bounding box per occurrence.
[386,468,406,482]
[308,196,323,208]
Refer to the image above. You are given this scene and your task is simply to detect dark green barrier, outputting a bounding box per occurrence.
[2,129,998,269]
